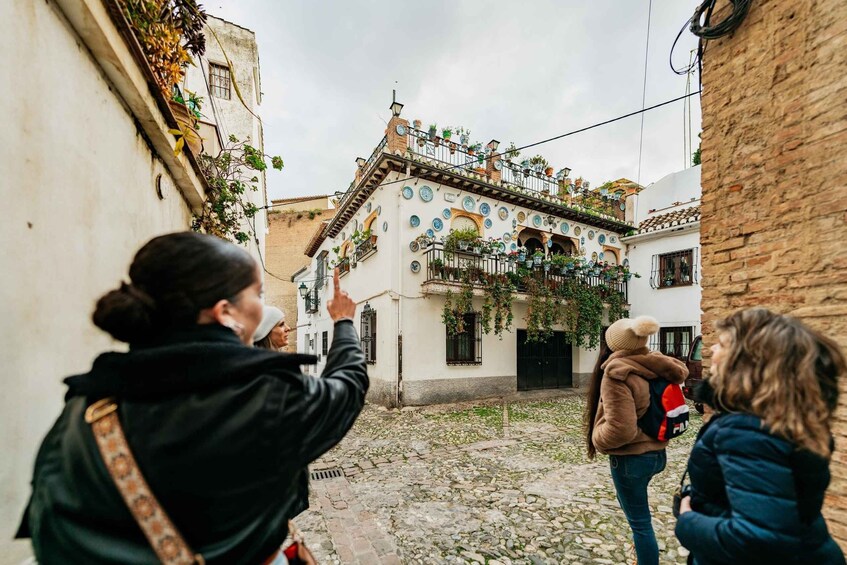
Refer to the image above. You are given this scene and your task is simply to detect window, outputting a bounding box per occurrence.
[446,313,482,365]
[209,62,231,99]
[651,249,698,288]
[317,251,327,284]
[658,326,693,359]
[360,306,376,365]
[322,331,328,356]
[305,288,319,313]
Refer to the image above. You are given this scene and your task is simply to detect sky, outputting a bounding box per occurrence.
[210,1,703,201]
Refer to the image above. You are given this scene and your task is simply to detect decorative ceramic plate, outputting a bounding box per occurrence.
[419,186,434,202]
[341,231,346,241]
[592,252,599,262]
[581,236,586,245]
[366,202,372,213]
[588,230,595,240]
[395,124,407,136]
[619,202,626,211]
[598,234,606,244]
[599,252,605,261]
[462,195,475,212]
[352,219,358,231]
[543,217,549,226]
[426,228,435,238]
[511,242,517,250]
[623,258,630,267]
[498,207,509,221]
[433,218,444,231]
[517,211,526,223]
[546,239,553,248]
[484,218,493,229]
[494,160,503,171]
[442,208,452,219]
[610,236,617,243]
[402,186,414,199]
[561,222,570,234]
[376,205,382,215]
[409,240,420,252]
[574,226,582,236]
[409,215,420,228]
[479,202,491,216]
[532,215,542,227]
[410,260,421,273]
[512,219,518,228]
[503,232,511,242]
[382,221,388,232]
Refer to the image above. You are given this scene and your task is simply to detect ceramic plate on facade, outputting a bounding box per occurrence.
[574,226,582,236]
[561,222,570,234]
[409,241,420,252]
[511,242,517,250]
[419,186,434,202]
[409,215,420,228]
[581,236,586,245]
[484,218,493,229]
[462,195,475,212]
[479,202,491,216]
[599,252,605,261]
[512,219,517,228]
[517,211,526,223]
[610,236,617,243]
[623,258,630,267]
[366,202,372,213]
[444,192,457,203]
[341,231,346,241]
[619,202,626,211]
[503,232,511,242]
[410,261,421,273]
[426,228,435,238]
[592,252,599,261]
[442,208,452,219]
[402,186,414,199]
[532,215,542,227]
[546,239,553,248]
[588,230,595,240]
[382,221,388,232]
[376,205,382,215]
[598,234,606,244]
[433,218,444,231]
[498,207,509,220]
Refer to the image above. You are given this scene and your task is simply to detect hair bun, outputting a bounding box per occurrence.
[631,316,660,337]
[92,283,157,343]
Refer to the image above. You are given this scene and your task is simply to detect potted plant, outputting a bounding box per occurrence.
[413,119,422,130]
[528,155,548,174]
[521,159,531,175]
[458,127,470,146]
[428,123,438,140]
[169,86,203,155]
[448,141,457,155]
[506,142,520,160]
[517,246,527,262]
[532,250,544,266]
[431,257,445,278]
[545,166,554,177]
[442,126,453,140]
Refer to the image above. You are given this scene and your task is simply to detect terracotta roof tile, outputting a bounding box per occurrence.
[638,205,700,234]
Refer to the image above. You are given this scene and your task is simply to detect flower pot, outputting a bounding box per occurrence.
[460,134,469,145]
[458,241,469,251]
[472,246,482,255]
[518,253,526,262]
[449,141,457,154]
[169,101,203,155]
[543,263,550,272]
[533,256,542,266]
[545,167,554,177]
[525,260,534,268]
[413,119,422,130]
[428,126,437,140]
[443,131,452,140]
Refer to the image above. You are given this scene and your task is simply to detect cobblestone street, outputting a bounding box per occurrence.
[298,392,702,565]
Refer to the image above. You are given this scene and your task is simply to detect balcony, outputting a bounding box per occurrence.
[422,243,628,303]
[353,234,378,263]
[337,257,351,277]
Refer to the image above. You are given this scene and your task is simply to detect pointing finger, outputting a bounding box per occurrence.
[333,268,341,295]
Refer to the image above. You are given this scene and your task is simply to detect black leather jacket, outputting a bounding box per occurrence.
[17,320,368,564]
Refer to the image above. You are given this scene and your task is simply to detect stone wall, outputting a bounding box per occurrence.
[699,0,847,545]
[265,209,333,352]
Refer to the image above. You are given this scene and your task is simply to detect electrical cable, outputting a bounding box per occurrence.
[690,0,752,39]
[262,90,702,211]
[637,0,653,188]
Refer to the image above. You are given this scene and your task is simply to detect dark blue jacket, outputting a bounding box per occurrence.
[676,412,844,565]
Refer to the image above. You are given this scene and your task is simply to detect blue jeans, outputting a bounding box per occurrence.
[609,450,667,565]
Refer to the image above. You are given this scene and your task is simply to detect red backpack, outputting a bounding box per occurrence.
[638,379,690,441]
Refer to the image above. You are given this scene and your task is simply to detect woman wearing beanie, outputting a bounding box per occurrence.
[585,316,688,565]
[254,305,291,350]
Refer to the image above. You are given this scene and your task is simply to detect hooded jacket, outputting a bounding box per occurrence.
[592,347,688,456]
[16,320,368,564]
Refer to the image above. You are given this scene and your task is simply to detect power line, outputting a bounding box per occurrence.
[263,89,702,211]
[637,0,653,187]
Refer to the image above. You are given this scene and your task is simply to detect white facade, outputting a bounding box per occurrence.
[296,155,632,406]
[183,15,268,262]
[623,166,702,353]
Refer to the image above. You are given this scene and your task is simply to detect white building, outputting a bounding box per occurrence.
[183,15,269,260]
[293,103,637,407]
[622,166,702,358]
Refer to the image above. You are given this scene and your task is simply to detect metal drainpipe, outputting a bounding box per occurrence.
[395,163,412,408]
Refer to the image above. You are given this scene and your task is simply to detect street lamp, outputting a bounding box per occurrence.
[298,282,308,298]
[355,157,366,168]
[390,100,404,117]
[487,139,500,152]
[561,167,572,178]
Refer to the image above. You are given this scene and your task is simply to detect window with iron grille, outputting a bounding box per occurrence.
[651,248,698,289]
[209,62,231,99]
[317,251,327,285]
[656,326,693,359]
[322,331,328,356]
[446,313,482,365]
[360,306,376,364]
[305,288,319,313]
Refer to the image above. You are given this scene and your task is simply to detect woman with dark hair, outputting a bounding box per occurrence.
[585,316,688,565]
[676,308,845,564]
[16,232,367,564]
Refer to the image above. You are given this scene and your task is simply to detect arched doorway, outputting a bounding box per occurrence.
[521,236,544,255]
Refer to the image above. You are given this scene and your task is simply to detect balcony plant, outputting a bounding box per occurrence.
[444,227,480,256]
[169,86,203,155]
[428,123,438,140]
[457,127,470,146]
[528,155,549,174]
[505,142,520,160]
[442,126,453,140]
[532,250,545,266]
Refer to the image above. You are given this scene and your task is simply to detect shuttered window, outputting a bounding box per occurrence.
[360,307,376,365]
[446,313,482,365]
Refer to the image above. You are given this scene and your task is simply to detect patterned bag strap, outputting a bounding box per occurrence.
[85,398,205,565]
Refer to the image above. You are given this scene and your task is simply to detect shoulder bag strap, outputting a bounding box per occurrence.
[85,398,205,565]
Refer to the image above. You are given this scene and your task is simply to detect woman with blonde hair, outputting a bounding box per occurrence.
[676,307,845,564]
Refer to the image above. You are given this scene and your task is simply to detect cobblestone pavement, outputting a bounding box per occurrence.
[296,391,702,565]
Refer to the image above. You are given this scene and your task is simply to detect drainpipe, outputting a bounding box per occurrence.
[395,163,412,408]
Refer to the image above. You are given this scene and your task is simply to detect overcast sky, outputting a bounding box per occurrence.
[210,1,702,201]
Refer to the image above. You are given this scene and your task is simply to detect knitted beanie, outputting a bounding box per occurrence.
[605,316,660,352]
[252,306,284,342]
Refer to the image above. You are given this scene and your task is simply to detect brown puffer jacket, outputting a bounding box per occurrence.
[592,347,688,456]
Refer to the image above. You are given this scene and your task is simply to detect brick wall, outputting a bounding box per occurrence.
[700,0,847,544]
[265,209,332,352]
